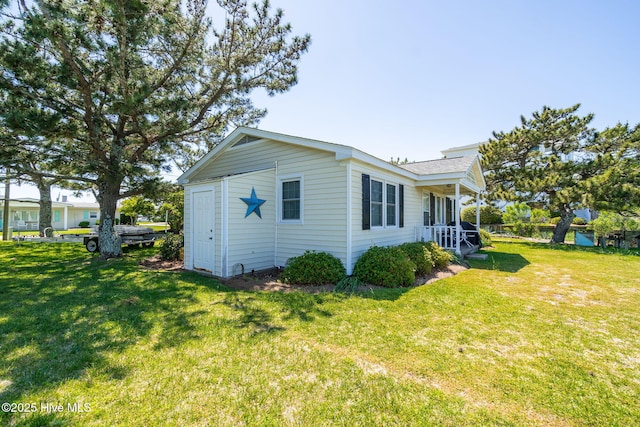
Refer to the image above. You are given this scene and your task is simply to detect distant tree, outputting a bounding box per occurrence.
[461,205,503,224]
[155,187,184,232]
[390,157,410,165]
[119,196,156,226]
[0,0,310,258]
[582,123,640,214]
[530,208,551,224]
[0,127,66,236]
[591,211,640,247]
[503,202,530,224]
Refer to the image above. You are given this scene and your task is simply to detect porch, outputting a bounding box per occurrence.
[416,225,480,257]
[398,155,487,257]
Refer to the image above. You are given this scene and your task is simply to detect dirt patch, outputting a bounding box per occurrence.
[220,264,467,293]
[139,255,185,272]
[138,256,467,292]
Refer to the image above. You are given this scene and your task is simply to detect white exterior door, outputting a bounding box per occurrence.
[192,189,214,272]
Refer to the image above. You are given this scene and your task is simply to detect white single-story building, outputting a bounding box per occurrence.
[0,198,105,231]
[177,127,486,277]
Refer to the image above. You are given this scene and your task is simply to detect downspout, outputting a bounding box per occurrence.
[274,161,278,269]
[222,178,229,277]
[455,182,461,256]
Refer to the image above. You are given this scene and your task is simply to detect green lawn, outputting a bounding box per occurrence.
[1,241,639,426]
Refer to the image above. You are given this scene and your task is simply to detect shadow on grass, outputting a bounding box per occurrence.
[213,289,338,338]
[0,242,220,419]
[467,251,531,273]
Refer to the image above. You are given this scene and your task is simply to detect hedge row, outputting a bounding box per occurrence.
[281,242,452,288]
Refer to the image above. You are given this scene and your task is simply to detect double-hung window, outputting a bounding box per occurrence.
[279,176,303,223]
[362,174,403,230]
[371,180,383,227]
[386,184,396,226]
[369,178,398,228]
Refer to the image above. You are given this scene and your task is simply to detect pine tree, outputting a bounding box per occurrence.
[0,0,310,258]
[481,104,594,243]
[582,123,640,214]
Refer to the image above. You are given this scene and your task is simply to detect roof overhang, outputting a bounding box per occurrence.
[178,127,419,184]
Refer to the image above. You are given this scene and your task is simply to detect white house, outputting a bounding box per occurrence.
[177,127,486,277]
[0,198,104,231]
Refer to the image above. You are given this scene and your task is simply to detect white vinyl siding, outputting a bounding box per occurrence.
[185,140,348,277]
[226,170,276,276]
[275,151,347,269]
[349,161,422,274]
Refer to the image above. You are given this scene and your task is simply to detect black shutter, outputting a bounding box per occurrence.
[399,184,404,228]
[429,193,435,225]
[362,174,370,230]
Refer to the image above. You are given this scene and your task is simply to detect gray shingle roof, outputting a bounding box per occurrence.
[399,156,476,175]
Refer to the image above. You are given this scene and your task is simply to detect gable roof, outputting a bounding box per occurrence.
[400,155,486,194]
[177,127,485,193]
[178,127,418,184]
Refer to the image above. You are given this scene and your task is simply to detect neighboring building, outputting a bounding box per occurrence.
[0,198,106,231]
[441,142,485,159]
[177,127,485,278]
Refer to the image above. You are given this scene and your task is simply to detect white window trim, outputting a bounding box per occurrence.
[277,174,304,224]
[370,177,399,230]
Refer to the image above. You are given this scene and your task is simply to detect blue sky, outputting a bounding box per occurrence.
[12,0,640,199]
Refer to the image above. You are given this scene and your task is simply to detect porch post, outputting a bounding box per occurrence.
[476,192,481,232]
[455,183,461,255]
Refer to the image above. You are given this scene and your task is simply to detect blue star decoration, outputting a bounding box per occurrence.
[240,187,266,219]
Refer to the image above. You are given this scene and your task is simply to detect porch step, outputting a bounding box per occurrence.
[465,253,488,261]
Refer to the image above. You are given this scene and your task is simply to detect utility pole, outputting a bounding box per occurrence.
[2,168,10,241]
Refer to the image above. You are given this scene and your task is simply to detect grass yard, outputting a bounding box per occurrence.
[0,241,639,426]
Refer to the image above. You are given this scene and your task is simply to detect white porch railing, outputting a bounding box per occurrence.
[418,225,458,251]
[416,225,481,254]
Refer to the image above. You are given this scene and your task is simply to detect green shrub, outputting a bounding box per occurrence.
[78,221,90,228]
[160,233,184,261]
[479,229,493,247]
[281,251,346,285]
[512,221,534,237]
[550,217,561,225]
[423,242,452,270]
[353,246,415,288]
[398,242,433,276]
[572,217,588,225]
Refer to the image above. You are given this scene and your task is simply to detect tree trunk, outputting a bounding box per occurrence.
[35,179,53,237]
[550,207,575,243]
[97,183,122,259]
